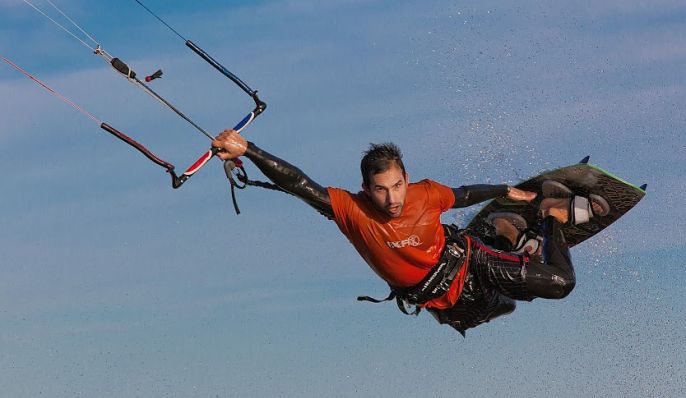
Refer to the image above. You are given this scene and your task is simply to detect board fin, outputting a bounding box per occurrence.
[579,155,590,164]
[640,184,647,191]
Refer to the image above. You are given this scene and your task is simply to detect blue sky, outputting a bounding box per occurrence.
[1,0,685,397]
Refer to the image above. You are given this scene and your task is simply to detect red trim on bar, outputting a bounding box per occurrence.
[183,150,213,175]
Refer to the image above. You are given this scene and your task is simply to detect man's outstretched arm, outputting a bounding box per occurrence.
[212,130,334,218]
[243,142,334,217]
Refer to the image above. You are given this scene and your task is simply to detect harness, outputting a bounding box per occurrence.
[357,225,470,315]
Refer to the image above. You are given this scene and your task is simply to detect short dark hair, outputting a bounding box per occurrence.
[360,142,406,187]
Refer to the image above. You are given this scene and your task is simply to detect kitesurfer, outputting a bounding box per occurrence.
[212,130,607,335]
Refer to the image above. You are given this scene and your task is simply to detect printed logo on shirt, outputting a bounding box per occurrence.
[386,235,423,249]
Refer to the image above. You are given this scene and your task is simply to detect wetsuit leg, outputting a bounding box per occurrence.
[469,215,575,301]
[524,216,575,299]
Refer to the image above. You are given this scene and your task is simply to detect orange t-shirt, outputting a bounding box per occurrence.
[328,179,469,309]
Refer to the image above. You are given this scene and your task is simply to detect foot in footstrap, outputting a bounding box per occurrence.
[569,195,610,225]
[542,180,610,225]
[487,212,541,254]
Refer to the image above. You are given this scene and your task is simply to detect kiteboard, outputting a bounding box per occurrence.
[465,157,646,248]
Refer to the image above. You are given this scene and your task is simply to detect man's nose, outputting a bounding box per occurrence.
[388,189,400,204]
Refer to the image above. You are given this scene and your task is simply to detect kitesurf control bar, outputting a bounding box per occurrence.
[100,101,262,189]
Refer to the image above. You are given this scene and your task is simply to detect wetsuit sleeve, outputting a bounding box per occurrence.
[243,142,334,219]
[451,184,509,208]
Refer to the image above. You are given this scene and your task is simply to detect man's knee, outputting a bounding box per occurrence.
[551,274,576,299]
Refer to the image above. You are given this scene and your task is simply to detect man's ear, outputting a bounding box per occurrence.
[362,182,370,196]
[404,172,409,183]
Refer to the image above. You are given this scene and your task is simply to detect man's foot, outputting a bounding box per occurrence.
[486,212,541,254]
[541,180,610,219]
[487,212,526,247]
[540,197,571,224]
[540,196,610,225]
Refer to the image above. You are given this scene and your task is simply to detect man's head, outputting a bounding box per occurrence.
[360,143,408,218]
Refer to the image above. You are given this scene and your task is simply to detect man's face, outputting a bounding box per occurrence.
[363,164,409,218]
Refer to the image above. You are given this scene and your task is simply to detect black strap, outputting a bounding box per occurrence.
[357,292,420,316]
[224,159,286,214]
[357,291,395,303]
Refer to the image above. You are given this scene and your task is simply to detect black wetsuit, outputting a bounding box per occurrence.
[243,143,575,334]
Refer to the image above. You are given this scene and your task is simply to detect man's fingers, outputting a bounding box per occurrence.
[520,191,537,202]
[508,188,537,202]
[212,129,247,160]
[215,129,238,139]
